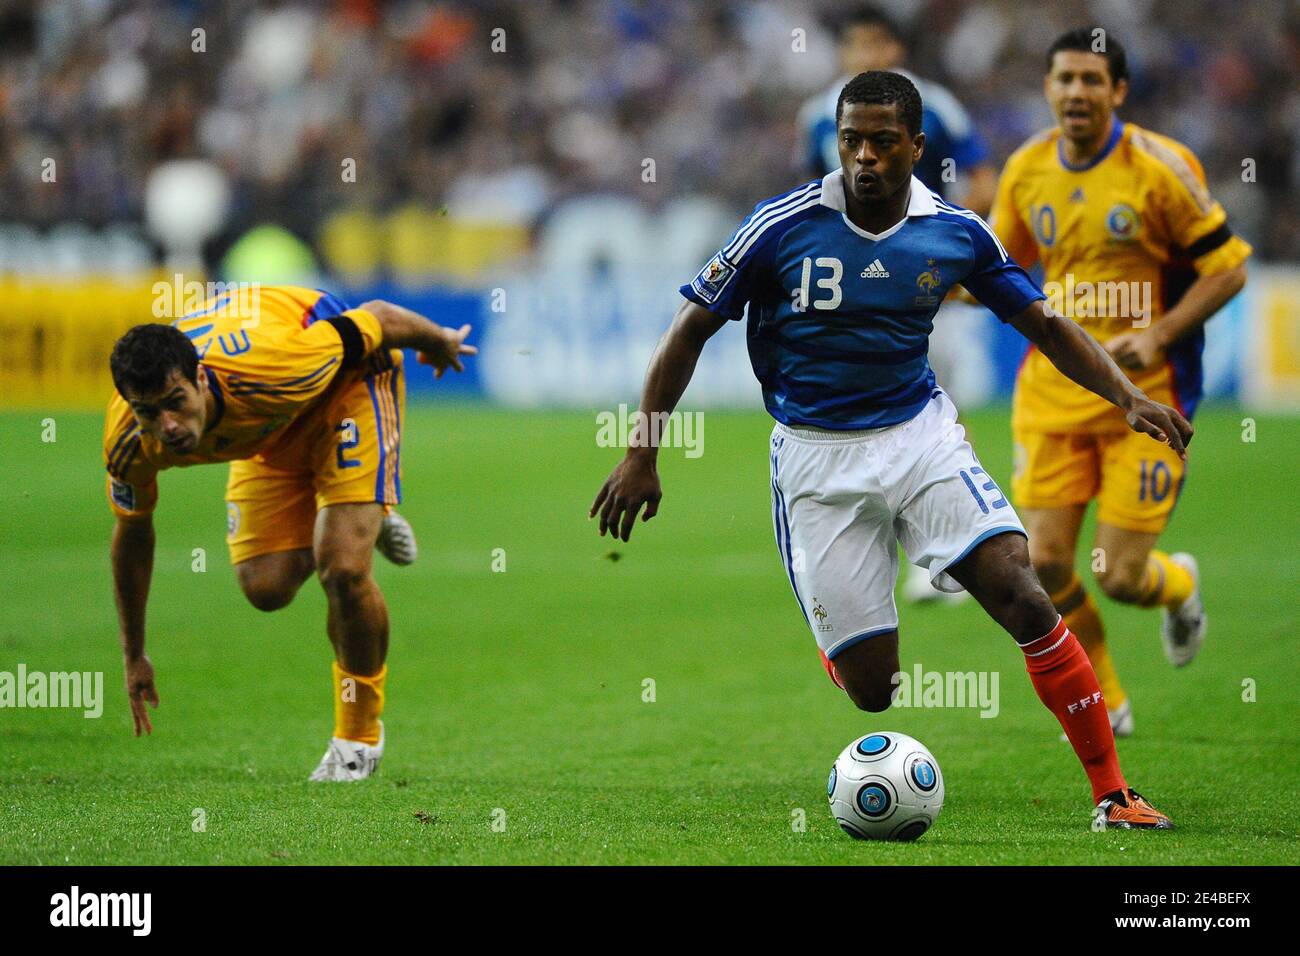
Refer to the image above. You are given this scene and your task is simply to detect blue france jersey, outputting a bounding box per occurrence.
[680,171,1044,429]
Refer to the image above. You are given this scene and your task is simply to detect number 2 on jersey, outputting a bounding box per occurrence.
[336,418,361,469]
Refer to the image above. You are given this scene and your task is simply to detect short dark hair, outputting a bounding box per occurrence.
[836,70,923,136]
[834,4,906,46]
[110,324,199,398]
[1046,27,1128,84]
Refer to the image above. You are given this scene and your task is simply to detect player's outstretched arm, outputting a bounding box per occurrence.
[111,515,160,736]
[589,299,729,542]
[359,299,478,378]
[1009,299,1193,459]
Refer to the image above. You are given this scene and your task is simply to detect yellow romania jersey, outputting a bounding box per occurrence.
[990,120,1251,432]
[104,286,383,518]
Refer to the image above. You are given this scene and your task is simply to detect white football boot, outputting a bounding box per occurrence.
[902,562,969,604]
[1060,698,1133,741]
[1108,698,1134,737]
[375,510,418,566]
[1161,553,1206,667]
[308,722,384,782]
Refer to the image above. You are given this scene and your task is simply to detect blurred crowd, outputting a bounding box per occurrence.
[1,0,1296,282]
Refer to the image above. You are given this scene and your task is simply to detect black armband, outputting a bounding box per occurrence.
[325,314,365,369]
[1186,223,1233,260]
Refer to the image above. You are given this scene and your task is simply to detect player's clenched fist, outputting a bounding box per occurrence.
[1104,330,1164,372]
[590,454,662,542]
[1123,394,1193,460]
[123,654,159,737]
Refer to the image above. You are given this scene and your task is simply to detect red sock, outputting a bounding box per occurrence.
[818,649,845,690]
[1019,616,1127,803]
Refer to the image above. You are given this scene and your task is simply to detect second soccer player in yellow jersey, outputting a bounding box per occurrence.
[104,286,476,778]
[989,28,1251,735]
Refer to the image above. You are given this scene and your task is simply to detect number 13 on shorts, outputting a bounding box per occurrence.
[960,466,1009,514]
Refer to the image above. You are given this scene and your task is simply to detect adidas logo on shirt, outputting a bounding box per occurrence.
[860,259,890,278]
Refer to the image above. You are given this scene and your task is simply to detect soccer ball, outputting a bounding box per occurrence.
[828,731,944,841]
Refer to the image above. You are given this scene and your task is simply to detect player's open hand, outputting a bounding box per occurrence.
[1124,394,1193,460]
[590,454,662,542]
[1105,330,1164,371]
[417,323,478,379]
[124,653,159,736]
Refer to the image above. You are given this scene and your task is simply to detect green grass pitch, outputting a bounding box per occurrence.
[1,404,1296,865]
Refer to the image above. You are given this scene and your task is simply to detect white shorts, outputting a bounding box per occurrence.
[768,389,1025,659]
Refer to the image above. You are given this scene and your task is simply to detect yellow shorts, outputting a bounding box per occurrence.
[1011,427,1185,534]
[225,350,405,564]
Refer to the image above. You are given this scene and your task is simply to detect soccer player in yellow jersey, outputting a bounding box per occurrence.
[989,29,1250,735]
[103,286,476,779]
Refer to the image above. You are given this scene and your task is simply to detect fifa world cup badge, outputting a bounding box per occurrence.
[691,254,736,304]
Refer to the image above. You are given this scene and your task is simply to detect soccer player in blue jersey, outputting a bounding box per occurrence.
[798,5,1001,603]
[590,72,1190,829]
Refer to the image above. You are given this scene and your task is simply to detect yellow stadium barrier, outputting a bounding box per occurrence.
[0,274,175,410]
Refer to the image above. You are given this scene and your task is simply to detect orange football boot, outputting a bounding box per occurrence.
[1096,788,1174,830]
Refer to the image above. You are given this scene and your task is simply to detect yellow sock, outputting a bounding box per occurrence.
[1050,574,1127,710]
[1137,551,1195,609]
[333,660,386,745]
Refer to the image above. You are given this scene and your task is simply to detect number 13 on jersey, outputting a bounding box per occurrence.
[793,256,843,312]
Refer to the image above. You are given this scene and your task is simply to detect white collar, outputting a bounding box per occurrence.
[819,170,938,240]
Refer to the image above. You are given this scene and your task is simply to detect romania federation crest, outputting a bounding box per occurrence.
[1105,203,1140,241]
